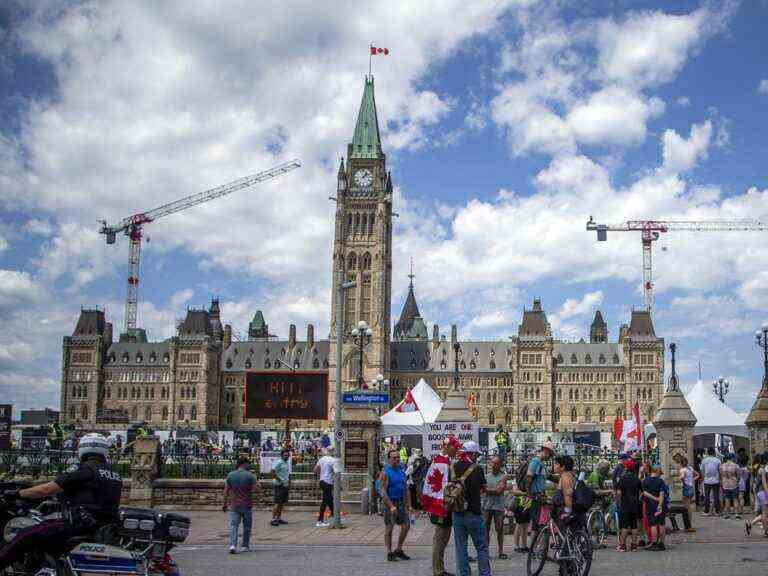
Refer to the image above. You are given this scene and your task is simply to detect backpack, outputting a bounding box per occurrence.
[444,464,476,513]
[411,457,430,509]
[573,479,596,513]
[516,457,531,492]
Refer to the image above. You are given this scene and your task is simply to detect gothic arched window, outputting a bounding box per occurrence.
[571,354,578,364]
[145,407,152,421]
[585,354,592,364]
[81,405,88,419]
[353,213,360,234]
[554,407,561,422]
[226,412,233,425]
[585,407,592,422]
[368,213,375,234]
[505,411,512,425]
[599,354,606,364]
[162,407,168,420]
[131,406,138,421]
[347,252,357,271]
[361,213,367,234]
[535,388,540,400]
[535,407,542,421]
[571,407,577,422]
[190,406,197,420]
[489,412,495,425]
[178,406,184,421]
[362,252,372,270]
[599,407,606,422]
[522,407,529,421]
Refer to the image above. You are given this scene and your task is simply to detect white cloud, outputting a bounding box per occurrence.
[676,96,691,107]
[661,120,712,173]
[567,87,664,146]
[557,291,604,320]
[169,288,194,308]
[0,269,46,311]
[24,218,54,236]
[758,79,768,95]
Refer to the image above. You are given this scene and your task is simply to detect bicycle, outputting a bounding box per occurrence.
[585,493,615,550]
[527,502,593,576]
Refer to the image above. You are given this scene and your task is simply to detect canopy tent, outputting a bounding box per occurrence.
[380,378,442,436]
[685,379,748,438]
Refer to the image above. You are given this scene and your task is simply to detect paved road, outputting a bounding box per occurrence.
[174,541,768,576]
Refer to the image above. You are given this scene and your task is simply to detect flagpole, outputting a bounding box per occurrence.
[369,44,372,76]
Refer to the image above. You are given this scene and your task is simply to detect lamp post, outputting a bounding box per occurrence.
[712,375,730,403]
[351,320,373,389]
[332,274,356,529]
[757,323,768,392]
[453,342,461,391]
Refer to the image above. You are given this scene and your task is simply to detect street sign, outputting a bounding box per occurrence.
[334,427,345,442]
[342,392,390,405]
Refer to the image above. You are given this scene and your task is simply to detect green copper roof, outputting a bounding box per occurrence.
[351,76,382,159]
[251,310,266,328]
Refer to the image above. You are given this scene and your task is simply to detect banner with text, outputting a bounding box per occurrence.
[422,421,479,459]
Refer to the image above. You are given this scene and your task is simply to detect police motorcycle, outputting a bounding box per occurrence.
[0,489,189,576]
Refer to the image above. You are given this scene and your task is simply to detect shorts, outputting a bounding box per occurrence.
[757,491,767,508]
[682,485,694,498]
[723,488,739,502]
[484,509,504,524]
[384,500,408,526]
[619,510,638,530]
[273,485,289,505]
[513,507,531,525]
[647,507,666,526]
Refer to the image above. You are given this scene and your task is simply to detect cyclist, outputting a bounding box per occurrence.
[586,460,613,546]
[552,455,583,529]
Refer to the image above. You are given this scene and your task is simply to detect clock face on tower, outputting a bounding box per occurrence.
[353,168,373,188]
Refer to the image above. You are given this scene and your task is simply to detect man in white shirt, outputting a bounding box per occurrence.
[314,449,337,527]
[701,447,722,516]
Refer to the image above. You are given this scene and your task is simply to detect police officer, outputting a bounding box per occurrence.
[0,433,123,569]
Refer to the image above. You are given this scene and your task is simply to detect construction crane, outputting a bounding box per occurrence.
[586,216,768,312]
[100,159,301,335]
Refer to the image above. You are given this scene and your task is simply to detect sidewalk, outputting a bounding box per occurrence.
[183,508,762,547]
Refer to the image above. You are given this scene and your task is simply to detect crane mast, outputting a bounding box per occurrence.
[100,159,301,336]
[587,216,768,313]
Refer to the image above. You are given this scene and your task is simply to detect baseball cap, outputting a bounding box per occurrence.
[462,440,480,453]
[539,441,554,455]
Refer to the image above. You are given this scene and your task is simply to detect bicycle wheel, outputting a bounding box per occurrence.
[585,510,600,549]
[527,526,551,576]
[570,528,593,576]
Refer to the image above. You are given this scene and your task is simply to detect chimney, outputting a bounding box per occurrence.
[289,324,296,349]
[432,324,439,347]
[451,324,458,345]
[223,324,232,349]
[307,324,315,349]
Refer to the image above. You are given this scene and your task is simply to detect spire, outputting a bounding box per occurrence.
[248,310,269,340]
[351,76,382,159]
[590,309,608,343]
[394,264,428,341]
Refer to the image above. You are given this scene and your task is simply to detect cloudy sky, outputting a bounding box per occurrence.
[1,0,767,414]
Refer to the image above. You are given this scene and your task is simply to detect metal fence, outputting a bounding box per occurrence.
[158,447,319,479]
[0,449,132,480]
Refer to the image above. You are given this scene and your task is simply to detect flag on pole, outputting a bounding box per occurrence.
[620,403,643,451]
[370,45,390,55]
[395,388,419,413]
[421,453,450,516]
[613,416,624,444]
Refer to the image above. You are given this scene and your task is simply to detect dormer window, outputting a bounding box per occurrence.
[264,359,271,369]
[556,353,564,364]
[226,358,233,369]
[245,358,252,369]
[490,360,496,370]
[149,352,156,363]
[163,353,170,363]
[585,354,592,364]
[571,354,577,364]
[136,354,143,363]
[469,359,477,369]
[109,354,116,363]
[122,353,129,363]
[613,354,620,364]
[599,354,606,364]
[293,359,301,369]
[490,349,495,357]
[323,358,329,369]
[474,349,479,357]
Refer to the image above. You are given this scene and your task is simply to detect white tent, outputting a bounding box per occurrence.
[685,379,748,437]
[380,378,442,436]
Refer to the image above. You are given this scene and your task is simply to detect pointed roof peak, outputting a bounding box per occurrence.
[351,76,382,159]
[408,256,415,288]
[592,309,606,326]
[394,268,428,341]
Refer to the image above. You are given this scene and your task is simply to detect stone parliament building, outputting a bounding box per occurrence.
[60,77,664,436]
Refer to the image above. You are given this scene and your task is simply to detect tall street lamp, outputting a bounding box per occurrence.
[713,375,730,403]
[332,275,356,530]
[453,342,461,391]
[351,320,373,389]
[757,323,768,392]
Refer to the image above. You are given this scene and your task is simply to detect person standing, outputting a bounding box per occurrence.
[271,448,291,527]
[380,450,411,562]
[510,479,531,553]
[494,425,510,463]
[721,453,740,519]
[701,447,722,516]
[641,465,667,551]
[314,449,336,527]
[425,437,460,576]
[526,442,554,548]
[615,458,642,551]
[738,460,750,518]
[483,455,508,560]
[678,456,698,533]
[223,456,255,554]
[452,441,491,576]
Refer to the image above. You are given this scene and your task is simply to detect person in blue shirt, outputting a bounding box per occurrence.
[380,449,411,562]
[526,442,554,547]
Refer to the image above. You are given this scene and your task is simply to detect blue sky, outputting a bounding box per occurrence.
[1,0,767,414]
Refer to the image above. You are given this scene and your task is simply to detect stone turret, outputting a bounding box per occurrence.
[653,343,696,504]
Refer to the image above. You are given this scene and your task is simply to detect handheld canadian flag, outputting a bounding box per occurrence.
[620,403,643,451]
[395,388,419,413]
[370,45,390,55]
[421,454,450,516]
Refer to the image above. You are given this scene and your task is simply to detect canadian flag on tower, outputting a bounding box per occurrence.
[395,388,419,413]
[370,45,390,55]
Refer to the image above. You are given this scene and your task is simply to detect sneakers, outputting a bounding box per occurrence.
[241,546,250,553]
[278,519,288,525]
[656,543,666,551]
[394,550,411,560]
[746,522,752,535]
[645,543,658,551]
[498,553,509,560]
[315,521,329,527]
[387,552,398,562]
[270,519,279,527]
[229,546,236,555]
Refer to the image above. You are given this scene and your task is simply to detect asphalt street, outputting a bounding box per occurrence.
[174,541,768,576]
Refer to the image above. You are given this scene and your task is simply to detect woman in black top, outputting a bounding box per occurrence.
[552,455,582,528]
[615,459,642,551]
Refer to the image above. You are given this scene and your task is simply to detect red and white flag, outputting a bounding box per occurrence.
[421,454,450,516]
[370,45,390,55]
[395,388,419,413]
[620,403,643,451]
